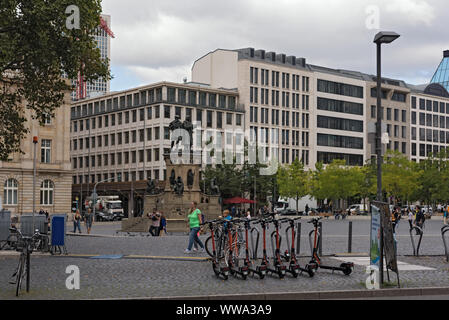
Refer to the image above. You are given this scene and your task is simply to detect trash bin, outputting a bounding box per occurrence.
[20,214,47,236]
[51,215,66,246]
[50,214,67,255]
[0,210,11,242]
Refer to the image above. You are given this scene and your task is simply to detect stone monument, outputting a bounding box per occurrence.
[122,117,221,233]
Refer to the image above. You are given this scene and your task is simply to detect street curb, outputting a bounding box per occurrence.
[136,287,449,300]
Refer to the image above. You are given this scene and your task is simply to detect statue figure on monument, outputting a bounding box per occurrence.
[182,119,194,152]
[210,178,220,195]
[174,176,184,195]
[187,169,194,188]
[169,169,176,189]
[146,178,156,195]
[169,115,183,149]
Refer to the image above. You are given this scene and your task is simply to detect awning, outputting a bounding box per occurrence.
[223,197,257,204]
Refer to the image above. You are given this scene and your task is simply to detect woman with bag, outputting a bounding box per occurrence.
[184,201,205,254]
[73,210,82,233]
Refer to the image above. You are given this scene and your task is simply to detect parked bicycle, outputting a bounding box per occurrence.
[201,219,230,280]
[9,227,46,296]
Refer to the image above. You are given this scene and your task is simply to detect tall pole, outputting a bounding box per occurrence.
[87,120,91,202]
[32,136,38,232]
[376,42,384,287]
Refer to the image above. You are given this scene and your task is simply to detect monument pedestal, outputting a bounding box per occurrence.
[121,153,222,233]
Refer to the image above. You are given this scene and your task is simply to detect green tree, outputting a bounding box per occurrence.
[416,149,449,208]
[310,159,361,210]
[0,0,111,160]
[382,150,421,204]
[277,159,310,212]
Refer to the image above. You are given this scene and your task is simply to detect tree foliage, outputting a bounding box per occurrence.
[0,0,111,160]
[277,158,310,211]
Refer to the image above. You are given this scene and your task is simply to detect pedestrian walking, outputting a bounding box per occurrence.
[184,201,205,253]
[85,208,93,234]
[159,213,168,235]
[392,207,401,233]
[246,210,251,220]
[415,206,425,234]
[148,209,161,236]
[73,209,82,233]
[443,205,449,224]
[407,208,414,230]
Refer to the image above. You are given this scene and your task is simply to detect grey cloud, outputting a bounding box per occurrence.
[102,0,449,88]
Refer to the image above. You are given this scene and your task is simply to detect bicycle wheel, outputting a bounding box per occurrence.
[205,236,214,258]
[15,254,25,297]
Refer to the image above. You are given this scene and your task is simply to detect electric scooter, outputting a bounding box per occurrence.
[202,219,230,280]
[267,216,287,279]
[252,217,271,278]
[280,217,314,278]
[226,219,249,280]
[241,218,266,279]
[308,217,353,275]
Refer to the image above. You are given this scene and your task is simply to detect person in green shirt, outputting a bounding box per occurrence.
[185,201,205,253]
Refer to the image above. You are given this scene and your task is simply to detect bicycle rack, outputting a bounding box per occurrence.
[409,226,423,256]
[442,226,449,262]
[250,227,260,260]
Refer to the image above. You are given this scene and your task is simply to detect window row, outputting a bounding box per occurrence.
[317,79,364,98]
[412,143,449,158]
[412,96,449,114]
[250,67,310,92]
[317,134,363,150]
[413,127,449,144]
[317,116,363,133]
[3,179,54,205]
[72,88,237,118]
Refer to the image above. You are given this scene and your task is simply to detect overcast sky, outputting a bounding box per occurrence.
[102,0,448,92]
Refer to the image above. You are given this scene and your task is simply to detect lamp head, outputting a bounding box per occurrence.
[374,31,400,44]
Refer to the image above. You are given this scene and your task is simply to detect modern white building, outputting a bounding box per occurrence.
[192,48,368,168]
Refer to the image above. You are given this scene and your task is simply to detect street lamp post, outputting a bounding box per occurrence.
[32,136,38,232]
[373,31,400,287]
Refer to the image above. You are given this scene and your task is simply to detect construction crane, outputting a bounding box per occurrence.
[76,16,114,100]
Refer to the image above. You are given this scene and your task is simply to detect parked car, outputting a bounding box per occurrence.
[278,209,299,216]
[346,204,368,215]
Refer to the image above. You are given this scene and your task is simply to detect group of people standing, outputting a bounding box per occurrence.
[147,209,167,236]
[72,208,94,234]
[391,206,427,234]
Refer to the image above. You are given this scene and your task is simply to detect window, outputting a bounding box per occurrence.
[217,112,222,129]
[318,79,363,98]
[164,105,171,118]
[41,139,51,163]
[3,178,18,205]
[40,180,54,205]
[317,134,363,149]
[207,111,213,127]
[317,116,363,132]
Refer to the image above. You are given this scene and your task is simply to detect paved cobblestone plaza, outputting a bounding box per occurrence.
[1,218,448,300]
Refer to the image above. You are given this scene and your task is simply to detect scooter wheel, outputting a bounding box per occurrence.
[341,263,352,276]
[212,264,220,277]
[306,265,315,278]
[259,273,265,280]
[222,274,228,280]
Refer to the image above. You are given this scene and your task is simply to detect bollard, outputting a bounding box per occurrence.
[348,221,353,253]
[296,222,301,255]
[318,222,322,256]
